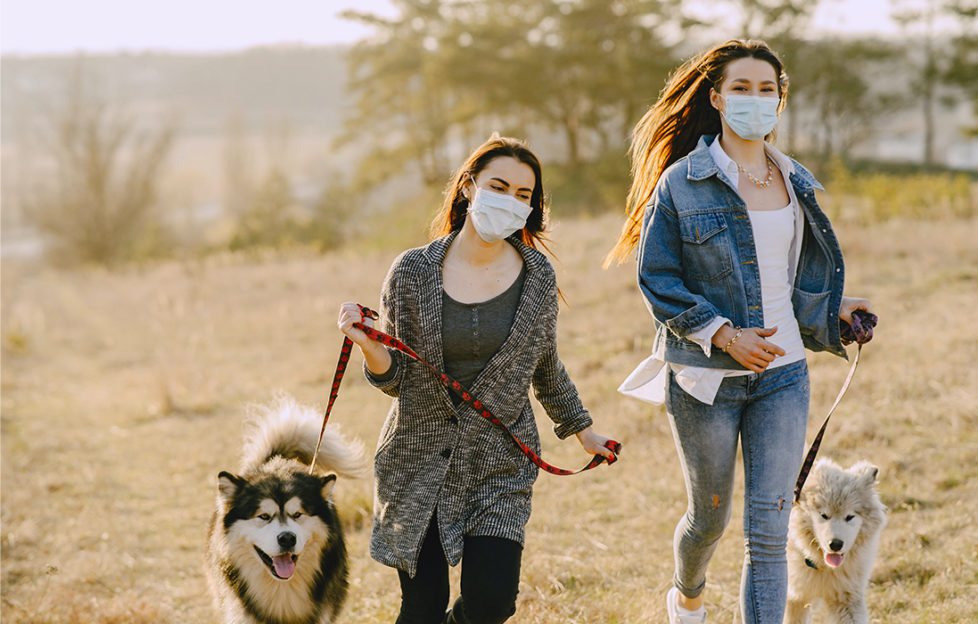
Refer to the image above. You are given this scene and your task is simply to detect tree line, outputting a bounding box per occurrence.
[13,0,976,266]
[340,0,977,190]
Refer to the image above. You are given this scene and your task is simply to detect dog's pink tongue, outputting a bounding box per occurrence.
[824,553,843,568]
[272,554,295,579]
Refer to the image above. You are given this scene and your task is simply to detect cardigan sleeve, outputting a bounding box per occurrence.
[363,254,405,397]
[530,280,593,439]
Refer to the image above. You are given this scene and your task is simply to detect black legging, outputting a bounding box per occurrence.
[395,516,523,624]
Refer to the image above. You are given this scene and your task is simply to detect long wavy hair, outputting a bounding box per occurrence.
[430,134,551,250]
[604,39,788,267]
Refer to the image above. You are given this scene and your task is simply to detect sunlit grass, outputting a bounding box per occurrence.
[2,210,976,622]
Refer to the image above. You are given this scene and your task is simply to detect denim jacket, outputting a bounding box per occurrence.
[638,135,847,369]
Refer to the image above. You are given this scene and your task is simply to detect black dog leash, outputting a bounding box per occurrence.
[793,310,877,502]
[311,304,621,475]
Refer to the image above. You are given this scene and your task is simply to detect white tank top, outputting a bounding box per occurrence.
[749,203,806,367]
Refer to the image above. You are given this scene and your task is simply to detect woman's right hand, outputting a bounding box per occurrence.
[337,302,374,347]
[712,325,786,373]
[338,302,393,375]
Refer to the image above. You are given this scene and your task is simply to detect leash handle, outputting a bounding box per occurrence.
[793,344,862,501]
[313,304,621,476]
[840,309,877,346]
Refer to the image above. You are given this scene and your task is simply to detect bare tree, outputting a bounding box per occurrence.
[25,65,176,265]
[945,0,978,135]
[891,0,974,164]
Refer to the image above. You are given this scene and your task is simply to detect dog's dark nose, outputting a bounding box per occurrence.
[829,539,844,552]
[277,531,297,550]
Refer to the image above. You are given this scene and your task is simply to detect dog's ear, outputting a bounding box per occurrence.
[320,474,338,500]
[217,471,245,506]
[852,461,879,485]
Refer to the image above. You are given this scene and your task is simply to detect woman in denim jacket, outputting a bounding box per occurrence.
[607,40,873,624]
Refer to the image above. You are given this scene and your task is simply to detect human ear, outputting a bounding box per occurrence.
[709,88,723,113]
[461,173,476,200]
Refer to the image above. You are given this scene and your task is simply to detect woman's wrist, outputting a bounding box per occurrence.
[711,323,736,348]
[721,327,744,353]
[361,341,392,375]
[575,425,593,440]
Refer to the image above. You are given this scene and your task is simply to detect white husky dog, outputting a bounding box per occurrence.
[785,458,887,624]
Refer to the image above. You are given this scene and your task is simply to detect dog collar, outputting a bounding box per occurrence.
[805,558,819,570]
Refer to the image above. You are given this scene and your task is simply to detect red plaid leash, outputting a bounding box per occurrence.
[310,305,621,475]
[793,344,861,502]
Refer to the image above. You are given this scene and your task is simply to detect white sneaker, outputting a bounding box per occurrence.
[667,587,707,624]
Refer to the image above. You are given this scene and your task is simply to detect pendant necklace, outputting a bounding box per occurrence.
[736,156,774,188]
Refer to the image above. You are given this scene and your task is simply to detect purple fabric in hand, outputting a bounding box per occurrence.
[840,309,877,345]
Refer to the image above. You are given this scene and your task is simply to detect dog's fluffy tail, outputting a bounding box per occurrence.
[239,394,368,479]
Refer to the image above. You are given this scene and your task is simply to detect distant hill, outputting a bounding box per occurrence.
[1,45,351,139]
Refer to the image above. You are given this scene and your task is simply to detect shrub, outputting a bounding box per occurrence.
[24,92,176,266]
[229,170,350,253]
[825,157,976,223]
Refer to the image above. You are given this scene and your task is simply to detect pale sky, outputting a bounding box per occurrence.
[0,0,926,55]
[0,0,399,54]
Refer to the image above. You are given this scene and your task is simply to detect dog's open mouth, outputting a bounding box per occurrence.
[824,552,844,568]
[254,546,298,580]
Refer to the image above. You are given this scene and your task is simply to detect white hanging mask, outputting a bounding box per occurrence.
[465,173,533,243]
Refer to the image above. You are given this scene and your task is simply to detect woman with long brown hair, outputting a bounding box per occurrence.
[339,135,617,624]
[610,41,873,623]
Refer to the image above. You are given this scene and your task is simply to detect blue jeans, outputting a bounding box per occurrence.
[664,359,810,624]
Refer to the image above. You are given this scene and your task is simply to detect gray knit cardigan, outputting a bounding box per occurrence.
[364,231,594,577]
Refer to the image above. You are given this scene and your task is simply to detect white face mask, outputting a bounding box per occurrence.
[465,174,533,243]
[722,94,780,141]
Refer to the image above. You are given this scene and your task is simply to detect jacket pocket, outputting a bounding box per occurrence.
[373,436,412,504]
[792,287,830,345]
[679,212,733,282]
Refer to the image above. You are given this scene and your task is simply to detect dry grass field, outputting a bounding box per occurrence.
[2,211,977,622]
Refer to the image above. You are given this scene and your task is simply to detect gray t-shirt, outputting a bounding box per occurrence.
[367,267,526,397]
[442,268,526,403]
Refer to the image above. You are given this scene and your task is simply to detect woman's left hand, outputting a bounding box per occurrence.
[839,296,874,324]
[575,426,618,460]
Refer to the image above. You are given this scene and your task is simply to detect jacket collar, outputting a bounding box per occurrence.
[687,135,723,182]
[422,229,457,266]
[788,163,824,192]
[687,134,824,192]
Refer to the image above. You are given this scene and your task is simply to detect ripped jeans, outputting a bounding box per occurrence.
[665,359,809,624]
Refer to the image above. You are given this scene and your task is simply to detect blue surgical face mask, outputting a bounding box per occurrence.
[722,94,780,141]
